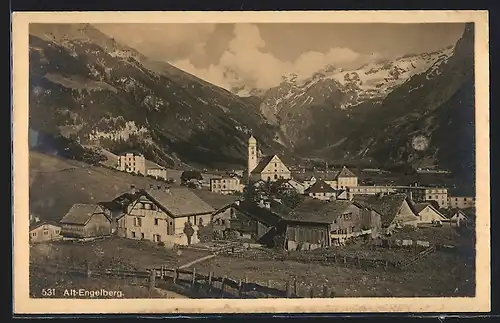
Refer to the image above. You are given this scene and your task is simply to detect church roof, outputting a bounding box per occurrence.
[251,155,277,174]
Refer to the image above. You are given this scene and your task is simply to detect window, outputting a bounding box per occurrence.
[31,232,36,237]
[132,231,136,238]
[55,230,60,234]
[141,233,145,239]
[135,217,142,227]
[455,198,458,201]
[464,198,467,201]
[435,196,438,199]
[154,218,159,225]
[155,234,162,242]
[221,219,226,225]
[43,230,48,235]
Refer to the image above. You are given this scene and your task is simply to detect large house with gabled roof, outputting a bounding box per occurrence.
[115,187,215,246]
[304,180,337,200]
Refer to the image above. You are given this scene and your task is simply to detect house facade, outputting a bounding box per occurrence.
[395,185,449,209]
[116,187,215,247]
[448,196,475,209]
[210,176,244,195]
[414,203,447,223]
[118,152,146,175]
[304,180,337,201]
[59,204,113,238]
[29,222,62,243]
[348,185,397,199]
[146,163,168,180]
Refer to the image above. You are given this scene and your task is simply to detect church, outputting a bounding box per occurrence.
[247,135,291,182]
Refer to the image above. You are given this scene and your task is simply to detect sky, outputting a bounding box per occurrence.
[94,23,465,91]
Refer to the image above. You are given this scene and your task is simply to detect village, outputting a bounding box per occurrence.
[29,135,476,299]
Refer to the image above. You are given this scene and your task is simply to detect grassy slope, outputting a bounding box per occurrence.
[29,151,169,221]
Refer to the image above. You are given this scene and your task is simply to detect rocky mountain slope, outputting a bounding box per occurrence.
[29,23,286,169]
[329,23,475,185]
[257,46,455,150]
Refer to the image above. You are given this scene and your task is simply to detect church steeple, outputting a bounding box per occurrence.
[248,135,258,178]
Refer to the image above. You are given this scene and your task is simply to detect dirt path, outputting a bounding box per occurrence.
[178,254,216,269]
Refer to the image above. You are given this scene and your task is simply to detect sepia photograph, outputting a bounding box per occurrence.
[12,11,490,314]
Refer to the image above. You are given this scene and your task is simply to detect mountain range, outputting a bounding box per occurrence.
[28,22,475,185]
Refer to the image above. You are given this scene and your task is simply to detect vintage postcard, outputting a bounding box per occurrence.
[12,10,490,314]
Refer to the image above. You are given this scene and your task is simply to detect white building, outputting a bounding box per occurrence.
[210,176,244,195]
[118,152,146,175]
[247,135,291,182]
[448,196,475,209]
[146,160,168,180]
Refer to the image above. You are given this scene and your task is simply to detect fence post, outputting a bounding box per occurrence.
[384,260,388,271]
[238,279,243,297]
[293,278,297,296]
[149,269,156,291]
[267,280,271,298]
[85,261,91,278]
[173,268,177,285]
[357,256,360,267]
[208,271,213,293]
[333,254,336,263]
[221,275,227,298]
[309,286,315,298]
[191,268,197,289]
[343,256,347,264]
[322,285,329,298]
[285,281,292,298]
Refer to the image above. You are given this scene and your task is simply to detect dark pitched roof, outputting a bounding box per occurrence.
[282,199,354,224]
[292,170,339,182]
[144,188,215,217]
[191,189,240,210]
[60,204,110,225]
[305,180,336,194]
[414,203,430,214]
[337,166,357,178]
[352,193,416,227]
[235,201,284,227]
[250,155,276,174]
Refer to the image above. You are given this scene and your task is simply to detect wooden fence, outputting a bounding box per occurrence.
[150,266,337,298]
[219,249,401,271]
[30,262,335,298]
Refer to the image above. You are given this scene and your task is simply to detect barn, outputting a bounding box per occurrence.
[59,204,113,238]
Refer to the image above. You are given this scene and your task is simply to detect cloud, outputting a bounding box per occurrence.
[95,23,216,61]
[170,23,381,92]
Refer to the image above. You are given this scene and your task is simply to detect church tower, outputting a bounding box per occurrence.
[248,135,258,178]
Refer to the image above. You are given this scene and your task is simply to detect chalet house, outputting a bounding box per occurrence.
[116,187,215,246]
[29,221,62,243]
[192,190,242,230]
[59,204,113,239]
[274,198,380,250]
[304,180,337,201]
[234,200,287,246]
[353,193,420,234]
[446,208,471,227]
[414,203,447,224]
